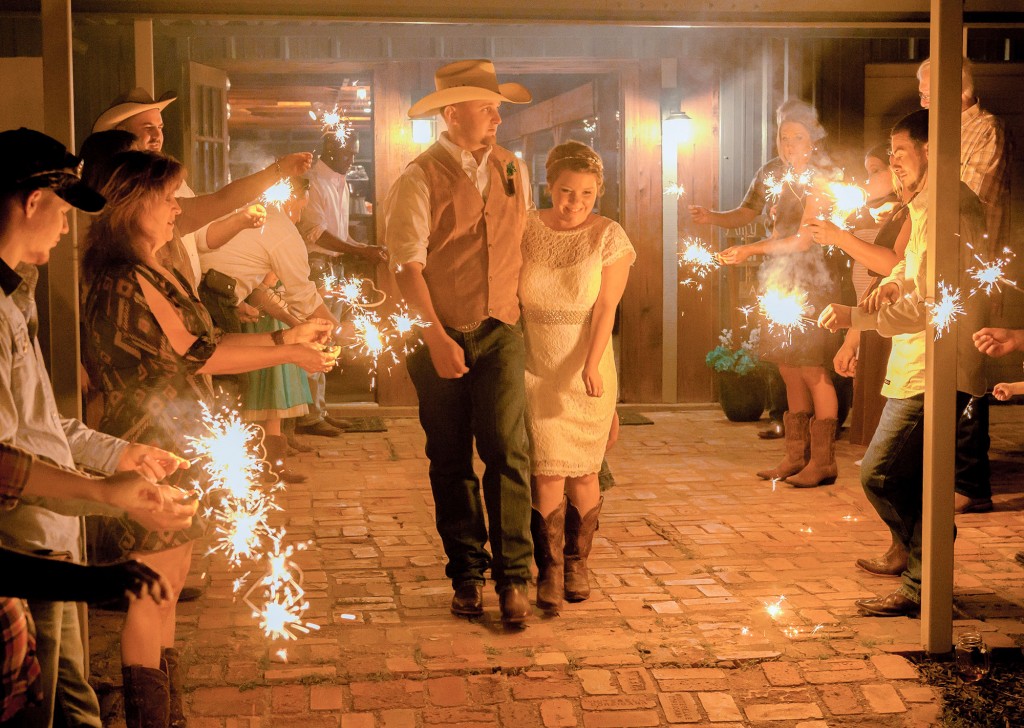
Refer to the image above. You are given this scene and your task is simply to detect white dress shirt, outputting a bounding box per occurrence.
[198,208,324,320]
[383,133,533,270]
[297,159,350,258]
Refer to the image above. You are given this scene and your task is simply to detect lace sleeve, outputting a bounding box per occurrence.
[601,221,637,267]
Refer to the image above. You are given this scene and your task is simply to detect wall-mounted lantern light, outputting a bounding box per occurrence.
[411,118,436,145]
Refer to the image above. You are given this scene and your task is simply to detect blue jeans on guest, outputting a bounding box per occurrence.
[861,392,970,603]
[299,254,345,426]
[406,318,533,592]
[955,395,991,501]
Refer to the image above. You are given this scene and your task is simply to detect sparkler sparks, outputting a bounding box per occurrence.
[927,281,965,340]
[260,179,293,211]
[823,182,868,230]
[966,245,1019,297]
[664,182,686,199]
[763,168,814,204]
[757,287,813,337]
[764,596,786,620]
[678,237,720,288]
[310,105,353,144]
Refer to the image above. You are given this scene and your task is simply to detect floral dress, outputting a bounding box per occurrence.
[83,263,217,556]
[519,212,636,477]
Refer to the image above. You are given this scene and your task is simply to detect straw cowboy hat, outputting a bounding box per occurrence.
[408,59,531,119]
[93,88,177,133]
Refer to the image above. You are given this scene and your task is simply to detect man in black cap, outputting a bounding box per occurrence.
[0,128,193,727]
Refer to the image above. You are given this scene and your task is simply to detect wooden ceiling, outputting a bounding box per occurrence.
[227,81,372,131]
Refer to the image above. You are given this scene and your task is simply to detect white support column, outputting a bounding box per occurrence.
[921,0,962,655]
[661,59,679,403]
[134,19,156,95]
[41,0,81,420]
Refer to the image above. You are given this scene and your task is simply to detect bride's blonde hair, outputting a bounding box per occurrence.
[545,141,605,196]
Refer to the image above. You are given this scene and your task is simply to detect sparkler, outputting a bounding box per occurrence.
[927,281,965,340]
[822,182,868,230]
[189,406,319,641]
[757,287,814,337]
[763,168,814,204]
[764,596,786,620]
[309,105,353,144]
[677,237,720,289]
[664,182,686,199]
[260,179,293,211]
[965,244,1020,297]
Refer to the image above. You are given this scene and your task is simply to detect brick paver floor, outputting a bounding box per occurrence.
[89,404,1024,727]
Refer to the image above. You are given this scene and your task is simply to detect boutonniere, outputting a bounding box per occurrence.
[503,161,517,197]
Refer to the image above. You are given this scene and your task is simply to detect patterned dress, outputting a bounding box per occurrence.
[520,212,636,477]
[83,263,216,556]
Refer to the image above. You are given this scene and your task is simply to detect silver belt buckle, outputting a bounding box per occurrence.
[452,320,484,332]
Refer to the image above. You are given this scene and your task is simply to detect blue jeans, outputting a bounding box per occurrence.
[19,600,102,728]
[406,318,533,591]
[861,392,968,603]
[299,254,345,426]
[955,395,991,501]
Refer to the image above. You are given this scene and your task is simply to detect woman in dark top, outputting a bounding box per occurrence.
[81,150,336,727]
[805,145,912,448]
[719,99,854,488]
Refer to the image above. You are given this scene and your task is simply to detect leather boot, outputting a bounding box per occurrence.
[122,665,170,728]
[160,648,186,728]
[264,434,307,484]
[856,538,909,576]
[786,417,839,487]
[564,497,602,602]
[755,411,811,481]
[531,497,567,612]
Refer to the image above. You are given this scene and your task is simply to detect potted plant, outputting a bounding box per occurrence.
[705,327,766,422]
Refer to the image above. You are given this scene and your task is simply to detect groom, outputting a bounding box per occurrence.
[384,59,534,625]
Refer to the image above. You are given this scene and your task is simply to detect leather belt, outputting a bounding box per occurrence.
[451,320,484,332]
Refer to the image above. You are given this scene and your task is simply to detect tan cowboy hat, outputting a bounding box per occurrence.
[408,59,531,119]
[92,88,177,133]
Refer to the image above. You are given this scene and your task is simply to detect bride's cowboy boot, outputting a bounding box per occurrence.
[122,665,170,728]
[531,497,567,612]
[564,497,602,602]
[755,411,811,481]
[786,417,839,487]
[160,647,187,727]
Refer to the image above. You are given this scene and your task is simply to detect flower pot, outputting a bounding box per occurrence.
[717,370,766,422]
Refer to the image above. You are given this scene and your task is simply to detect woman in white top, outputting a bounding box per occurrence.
[520,141,635,612]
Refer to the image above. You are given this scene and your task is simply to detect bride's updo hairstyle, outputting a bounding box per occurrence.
[545,141,605,196]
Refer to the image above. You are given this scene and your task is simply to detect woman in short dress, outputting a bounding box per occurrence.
[521,141,635,612]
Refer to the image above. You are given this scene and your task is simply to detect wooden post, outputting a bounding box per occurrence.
[134,19,156,95]
[921,0,961,655]
[41,0,81,422]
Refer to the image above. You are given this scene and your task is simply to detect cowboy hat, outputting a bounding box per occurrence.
[408,60,531,119]
[92,88,177,133]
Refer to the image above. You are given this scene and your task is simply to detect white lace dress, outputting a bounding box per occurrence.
[520,212,636,477]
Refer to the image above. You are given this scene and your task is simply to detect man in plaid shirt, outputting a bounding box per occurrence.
[917,56,1010,517]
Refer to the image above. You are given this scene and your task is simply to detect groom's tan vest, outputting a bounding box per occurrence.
[411,142,526,330]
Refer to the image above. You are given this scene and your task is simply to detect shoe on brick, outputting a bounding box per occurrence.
[450,583,483,617]
[757,420,785,440]
[295,421,342,437]
[954,494,993,514]
[323,415,354,431]
[855,591,920,618]
[499,584,530,625]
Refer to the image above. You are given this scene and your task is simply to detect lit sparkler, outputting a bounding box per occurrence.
[678,237,720,288]
[927,281,965,340]
[764,596,786,620]
[309,105,353,144]
[823,182,868,230]
[757,287,814,337]
[664,182,686,199]
[763,168,814,204]
[965,244,1020,297]
[260,179,293,211]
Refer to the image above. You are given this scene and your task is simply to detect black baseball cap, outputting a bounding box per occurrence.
[0,128,105,213]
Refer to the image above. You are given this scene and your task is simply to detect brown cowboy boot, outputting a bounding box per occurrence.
[564,497,602,602]
[264,434,307,484]
[122,665,170,728]
[531,497,567,612]
[856,537,908,576]
[786,417,839,487]
[756,411,811,481]
[160,648,187,727]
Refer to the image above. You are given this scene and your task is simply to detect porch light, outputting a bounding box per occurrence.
[411,118,436,145]
[663,110,694,148]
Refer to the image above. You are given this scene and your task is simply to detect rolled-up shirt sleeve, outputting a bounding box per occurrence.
[61,418,129,475]
[383,166,432,270]
[0,443,33,511]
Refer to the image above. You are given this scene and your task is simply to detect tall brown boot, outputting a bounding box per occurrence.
[264,434,307,484]
[122,665,170,728]
[564,497,602,602]
[786,417,839,487]
[531,497,567,612]
[160,648,187,728]
[755,411,811,480]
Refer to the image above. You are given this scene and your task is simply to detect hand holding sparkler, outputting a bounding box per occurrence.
[860,281,900,314]
[817,303,851,333]
[993,382,1024,401]
[973,327,1024,358]
[803,218,842,249]
[718,244,754,265]
[284,318,334,347]
[116,442,191,480]
[96,471,197,531]
[688,205,713,225]
[271,152,313,177]
[239,203,267,229]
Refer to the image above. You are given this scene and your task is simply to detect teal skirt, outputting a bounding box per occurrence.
[241,315,312,420]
